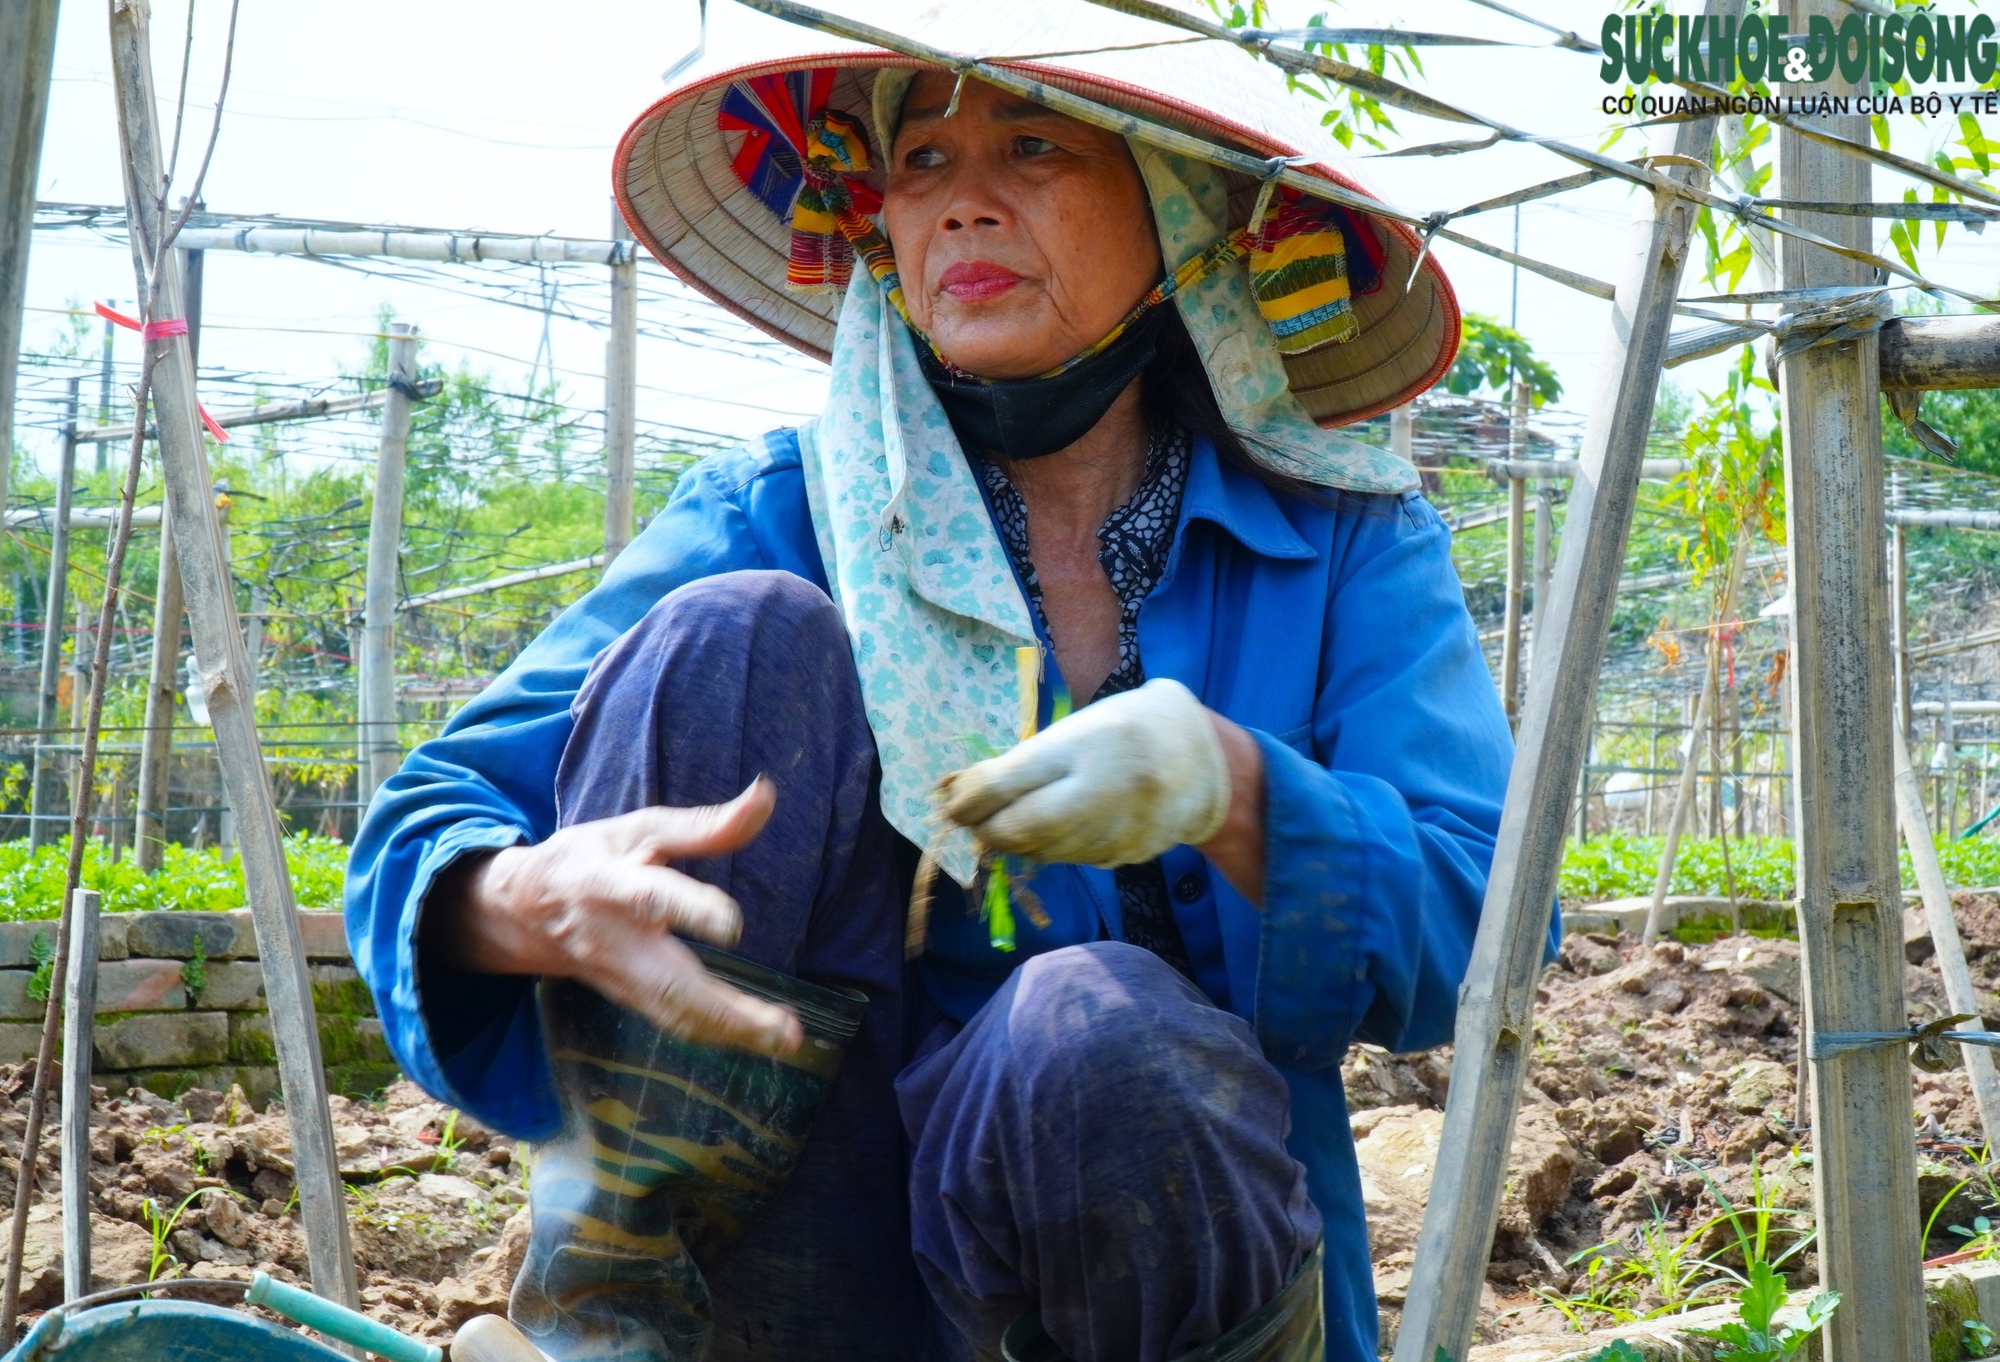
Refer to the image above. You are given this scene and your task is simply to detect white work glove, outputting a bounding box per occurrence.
[938,678,1231,867]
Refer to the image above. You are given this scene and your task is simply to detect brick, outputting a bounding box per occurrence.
[230,1013,275,1066]
[309,965,373,1016]
[326,1063,401,1099]
[124,912,240,960]
[317,1013,393,1067]
[98,915,129,961]
[193,961,267,1011]
[0,923,53,969]
[0,972,39,1022]
[94,1012,228,1071]
[96,1065,281,1106]
[92,959,187,1014]
[0,1023,41,1064]
[300,913,350,960]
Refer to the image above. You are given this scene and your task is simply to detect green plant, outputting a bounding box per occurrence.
[1682,1155,1817,1285]
[143,1189,206,1283]
[1534,1247,1642,1333]
[180,934,207,1002]
[1950,1215,2000,1262]
[1925,1173,1977,1253]
[1965,1318,1995,1356]
[1583,1344,1645,1362]
[0,833,352,920]
[1688,1259,1839,1362]
[1622,1207,1730,1314]
[139,1123,185,1151]
[431,1110,464,1173]
[24,930,53,1005]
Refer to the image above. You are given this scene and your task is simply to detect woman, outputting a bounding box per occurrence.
[347,8,1535,1361]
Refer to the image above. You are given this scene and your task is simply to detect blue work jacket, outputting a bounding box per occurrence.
[344,428,1547,1361]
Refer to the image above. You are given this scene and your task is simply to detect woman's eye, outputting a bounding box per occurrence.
[904,145,946,170]
[1015,136,1058,157]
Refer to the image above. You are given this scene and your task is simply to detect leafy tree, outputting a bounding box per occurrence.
[1445,314,1563,408]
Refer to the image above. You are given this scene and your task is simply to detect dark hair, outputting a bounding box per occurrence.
[1141,307,1329,505]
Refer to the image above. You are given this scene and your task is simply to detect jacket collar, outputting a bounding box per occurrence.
[1178,433,1319,562]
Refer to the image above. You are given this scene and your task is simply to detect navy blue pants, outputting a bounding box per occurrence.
[557,570,1321,1362]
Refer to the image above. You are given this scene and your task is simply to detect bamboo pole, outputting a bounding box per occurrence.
[59,888,99,1302]
[1500,473,1525,727]
[104,0,358,1313]
[361,324,416,799]
[28,382,79,850]
[1644,533,1750,941]
[1390,72,1726,1362]
[1775,2,1926,1351]
[1391,404,1415,463]
[1531,476,1552,669]
[399,553,605,611]
[135,505,182,872]
[1893,518,1911,742]
[169,222,637,266]
[135,247,204,872]
[1894,725,2000,1146]
[75,381,434,446]
[0,0,61,521]
[604,204,636,561]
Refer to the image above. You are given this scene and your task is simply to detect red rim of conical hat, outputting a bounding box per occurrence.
[614,8,1459,428]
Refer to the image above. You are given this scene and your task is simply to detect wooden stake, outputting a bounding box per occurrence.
[1894,725,2000,1146]
[60,888,99,1302]
[360,323,416,798]
[1892,519,1912,746]
[0,0,61,520]
[105,0,358,1312]
[28,382,78,850]
[1390,62,1727,1362]
[604,204,637,562]
[1776,3,1926,1352]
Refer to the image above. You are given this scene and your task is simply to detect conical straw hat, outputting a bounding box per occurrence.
[615,0,1459,427]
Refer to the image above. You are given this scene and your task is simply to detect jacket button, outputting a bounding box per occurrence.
[1172,872,1205,903]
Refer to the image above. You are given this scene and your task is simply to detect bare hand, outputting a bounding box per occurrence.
[429,780,803,1057]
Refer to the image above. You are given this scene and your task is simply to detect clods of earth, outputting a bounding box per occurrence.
[1350,891,2000,1356]
[0,1071,528,1346]
[6,896,2000,1357]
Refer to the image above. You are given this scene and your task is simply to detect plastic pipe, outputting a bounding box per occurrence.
[245,1273,442,1362]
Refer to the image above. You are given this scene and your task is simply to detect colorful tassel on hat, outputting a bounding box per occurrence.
[791,109,875,294]
[1246,191,1359,356]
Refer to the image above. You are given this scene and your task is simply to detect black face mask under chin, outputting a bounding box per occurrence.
[914,304,1167,461]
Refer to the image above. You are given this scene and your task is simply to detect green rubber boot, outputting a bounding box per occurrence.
[1000,1241,1325,1362]
[508,946,868,1362]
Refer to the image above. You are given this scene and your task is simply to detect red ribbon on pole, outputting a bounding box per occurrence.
[95,302,229,442]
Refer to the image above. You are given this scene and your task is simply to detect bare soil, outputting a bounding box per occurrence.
[0,1071,528,1347]
[8,898,1999,1356]
[1348,891,2000,1354]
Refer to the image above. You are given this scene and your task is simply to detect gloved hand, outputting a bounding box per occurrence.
[938,678,1231,867]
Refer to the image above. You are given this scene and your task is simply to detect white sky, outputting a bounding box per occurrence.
[17,0,2000,488]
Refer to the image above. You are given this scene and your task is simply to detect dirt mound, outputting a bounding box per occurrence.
[0,1069,526,1344]
[1346,895,2000,1353]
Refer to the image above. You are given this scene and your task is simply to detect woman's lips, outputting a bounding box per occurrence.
[938,261,1024,302]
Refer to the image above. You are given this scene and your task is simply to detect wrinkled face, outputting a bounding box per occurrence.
[882,72,1161,380]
